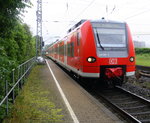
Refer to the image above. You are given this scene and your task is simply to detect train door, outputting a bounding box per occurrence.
[76,30,80,71]
[56,43,59,60]
[64,37,68,66]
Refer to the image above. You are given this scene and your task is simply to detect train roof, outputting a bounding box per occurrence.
[91,19,125,24]
[67,19,87,33]
[67,18,125,33]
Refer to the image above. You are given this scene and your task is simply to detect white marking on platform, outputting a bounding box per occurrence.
[46,60,79,123]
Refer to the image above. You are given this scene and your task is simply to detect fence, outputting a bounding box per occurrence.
[0,57,36,120]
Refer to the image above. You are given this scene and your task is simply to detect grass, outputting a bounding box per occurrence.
[134,53,150,91]
[141,82,150,89]
[136,53,150,66]
[3,65,63,123]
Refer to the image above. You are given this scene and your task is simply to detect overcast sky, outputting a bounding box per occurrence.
[23,0,150,45]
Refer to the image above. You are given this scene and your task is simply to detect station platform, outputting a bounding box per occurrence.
[43,59,123,123]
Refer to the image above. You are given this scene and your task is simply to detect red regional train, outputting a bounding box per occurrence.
[46,19,135,86]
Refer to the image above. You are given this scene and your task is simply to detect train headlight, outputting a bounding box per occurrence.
[129,57,134,62]
[87,57,96,63]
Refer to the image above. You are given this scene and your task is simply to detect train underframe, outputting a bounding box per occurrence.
[77,65,126,88]
[100,65,126,87]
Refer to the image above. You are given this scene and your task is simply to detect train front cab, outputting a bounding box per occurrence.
[81,20,135,85]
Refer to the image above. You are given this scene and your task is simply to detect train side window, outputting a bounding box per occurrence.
[71,42,74,57]
[56,47,58,54]
[62,45,64,55]
[59,45,64,55]
[59,46,62,55]
[64,44,66,56]
[67,42,74,57]
[54,47,56,54]
[67,43,71,56]
[77,32,80,46]
[53,48,54,53]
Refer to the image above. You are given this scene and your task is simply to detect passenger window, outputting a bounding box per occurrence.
[77,32,80,46]
[67,42,74,57]
[71,42,74,57]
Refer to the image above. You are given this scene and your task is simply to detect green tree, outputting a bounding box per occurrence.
[0,0,31,37]
[0,0,36,120]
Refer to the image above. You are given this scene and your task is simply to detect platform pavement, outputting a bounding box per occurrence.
[45,59,124,123]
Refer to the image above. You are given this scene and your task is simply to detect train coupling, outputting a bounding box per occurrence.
[105,67,123,78]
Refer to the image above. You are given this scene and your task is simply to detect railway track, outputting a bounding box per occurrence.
[136,65,150,78]
[97,86,150,123]
[52,60,150,122]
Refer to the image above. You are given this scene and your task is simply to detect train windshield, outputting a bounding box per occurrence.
[92,22,128,58]
[94,28,126,48]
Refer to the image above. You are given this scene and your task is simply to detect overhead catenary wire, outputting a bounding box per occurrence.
[41,0,150,45]
[57,0,96,37]
[71,0,96,23]
[125,8,150,20]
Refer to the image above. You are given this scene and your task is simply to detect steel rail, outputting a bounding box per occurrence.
[116,86,150,104]
[136,65,150,78]
[136,65,150,72]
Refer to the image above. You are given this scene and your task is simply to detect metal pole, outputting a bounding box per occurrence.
[23,64,25,83]
[20,65,22,89]
[5,80,8,115]
[18,66,20,92]
[36,0,42,57]
[25,63,26,79]
[12,69,15,103]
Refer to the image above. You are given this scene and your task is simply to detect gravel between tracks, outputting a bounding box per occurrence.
[122,76,150,100]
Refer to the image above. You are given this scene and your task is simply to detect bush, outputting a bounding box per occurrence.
[0,0,35,120]
[135,48,150,55]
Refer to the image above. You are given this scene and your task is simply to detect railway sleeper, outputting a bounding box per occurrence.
[130,111,150,116]
[131,111,150,121]
[124,107,149,115]
[116,101,142,108]
[140,119,150,123]
[134,115,150,123]
[115,100,138,105]
[133,112,150,121]
[110,97,132,102]
[122,105,148,110]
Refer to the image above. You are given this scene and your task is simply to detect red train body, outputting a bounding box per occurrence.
[46,19,135,85]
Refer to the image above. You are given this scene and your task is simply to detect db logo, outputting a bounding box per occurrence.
[109,58,118,64]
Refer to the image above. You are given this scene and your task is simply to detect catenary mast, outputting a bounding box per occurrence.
[36,0,42,57]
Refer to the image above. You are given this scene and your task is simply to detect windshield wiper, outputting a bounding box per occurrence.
[95,29,104,50]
